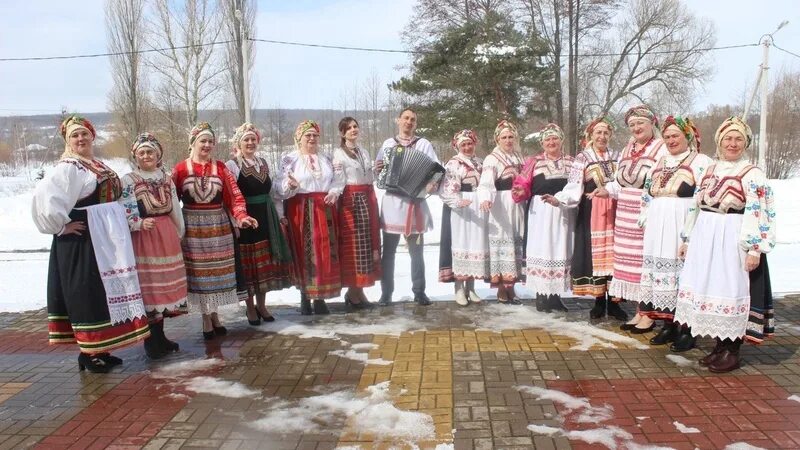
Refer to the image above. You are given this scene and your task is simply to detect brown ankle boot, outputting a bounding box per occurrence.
[708,339,742,373]
[699,338,724,367]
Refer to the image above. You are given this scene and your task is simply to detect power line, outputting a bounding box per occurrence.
[774,43,800,60]
[0,37,763,62]
[0,40,236,62]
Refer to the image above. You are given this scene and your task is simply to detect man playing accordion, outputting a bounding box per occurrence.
[374,108,441,306]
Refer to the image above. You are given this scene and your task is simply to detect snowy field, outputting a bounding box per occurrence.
[1,159,799,313]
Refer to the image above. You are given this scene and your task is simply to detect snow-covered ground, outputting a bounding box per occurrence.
[1,162,799,313]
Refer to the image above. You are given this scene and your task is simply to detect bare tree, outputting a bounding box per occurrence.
[584,0,716,118]
[219,0,256,124]
[148,0,225,129]
[106,0,148,141]
[764,70,800,179]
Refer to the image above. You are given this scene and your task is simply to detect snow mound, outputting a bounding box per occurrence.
[250,381,435,442]
[471,304,648,350]
[184,376,261,399]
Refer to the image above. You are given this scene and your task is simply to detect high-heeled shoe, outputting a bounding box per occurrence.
[78,353,111,373]
[246,309,261,326]
[630,323,656,334]
[256,309,275,322]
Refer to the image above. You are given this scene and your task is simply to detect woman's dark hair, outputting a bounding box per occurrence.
[338,116,359,149]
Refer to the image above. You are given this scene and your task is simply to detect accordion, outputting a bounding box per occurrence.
[379,146,445,199]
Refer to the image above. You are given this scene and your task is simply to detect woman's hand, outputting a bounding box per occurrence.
[586,187,609,199]
[62,220,86,236]
[141,218,156,231]
[286,173,299,190]
[480,200,492,212]
[745,254,760,272]
[324,192,339,205]
[373,160,385,174]
[511,186,524,198]
[239,216,258,229]
[457,199,472,208]
[540,194,560,207]
[425,181,438,194]
[678,243,688,260]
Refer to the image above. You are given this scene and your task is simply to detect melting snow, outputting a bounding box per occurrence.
[329,349,394,366]
[469,304,648,350]
[788,394,800,403]
[673,421,701,433]
[254,315,426,341]
[724,444,767,450]
[184,376,261,399]
[515,385,614,423]
[150,358,225,379]
[250,382,435,441]
[666,354,699,368]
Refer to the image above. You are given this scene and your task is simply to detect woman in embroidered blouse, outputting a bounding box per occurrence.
[225,123,292,326]
[674,116,775,373]
[278,120,344,315]
[555,117,620,320]
[439,129,488,306]
[332,117,381,309]
[478,120,526,304]
[600,105,666,325]
[636,117,712,349]
[119,133,188,359]
[172,122,258,340]
[512,123,575,313]
[32,115,149,373]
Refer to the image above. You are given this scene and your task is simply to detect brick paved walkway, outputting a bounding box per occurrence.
[1,296,800,450]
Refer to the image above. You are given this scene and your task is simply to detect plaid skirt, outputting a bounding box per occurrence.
[338,184,381,288]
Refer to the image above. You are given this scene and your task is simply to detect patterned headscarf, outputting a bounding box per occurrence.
[538,123,565,145]
[59,115,96,160]
[131,133,164,168]
[451,129,478,152]
[583,116,615,147]
[624,104,659,128]
[714,116,753,155]
[294,120,321,147]
[494,120,518,142]
[232,122,261,150]
[661,116,701,152]
[189,122,215,149]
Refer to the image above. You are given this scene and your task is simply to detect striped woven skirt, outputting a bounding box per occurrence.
[239,194,293,295]
[338,184,381,288]
[285,193,342,300]
[181,206,240,314]
[609,187,645,302]
[131,215,188,316]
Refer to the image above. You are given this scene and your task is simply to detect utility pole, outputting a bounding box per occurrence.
[235,6,251,123]
[743,21,788,168]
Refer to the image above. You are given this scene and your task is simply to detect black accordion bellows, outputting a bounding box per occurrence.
[384,147,445,199]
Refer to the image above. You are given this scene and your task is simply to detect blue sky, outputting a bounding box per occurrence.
[0,0,798,116]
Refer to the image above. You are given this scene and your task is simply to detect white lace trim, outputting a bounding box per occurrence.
[452,257,490,279]
[144,298,187,314]
[188,290,240,314]
[608,279,640,302]
[674,290,749,340]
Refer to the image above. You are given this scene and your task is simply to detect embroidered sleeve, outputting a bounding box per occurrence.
[31,162,86,235]
[225,159,240,180]
[512,157,535,203]
[219,162,248,221]
[118,174,142,231]
[169,179,185,238]
[440,159,464,209]
[740,168,776,256]
[554,153,586,208]
[477,154,498,204]
[328,152,346,196]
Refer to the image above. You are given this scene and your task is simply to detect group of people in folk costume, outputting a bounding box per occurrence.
[32,104,775,375]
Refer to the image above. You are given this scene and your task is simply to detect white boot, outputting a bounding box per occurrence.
[455,281,469,306]
[466,279,481,303]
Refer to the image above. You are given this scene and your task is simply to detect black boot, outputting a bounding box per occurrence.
[78,353,111,373]
[546,294,568,312]
[153,320,179,353]
[414,293,432,306]
[589,296,606,319]
[699,338,724,367]
[535,294,549,312]
[313,299,330,315]
[606,299,629,321]
[649,321,679,345]
[669,325,696,352]
[300,294,313,315]
[143,327,166,360]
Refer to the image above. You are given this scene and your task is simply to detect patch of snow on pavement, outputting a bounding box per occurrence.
[672,421,700,433]
[329,349,393,366]
[788,394,800,403]
[150,358,225,379]
[666,354,699,368]
[515,385,613,423]
[184,376,261,399]
[723,443,767,450]
[250,381,435,442]
[471,304,648,350]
